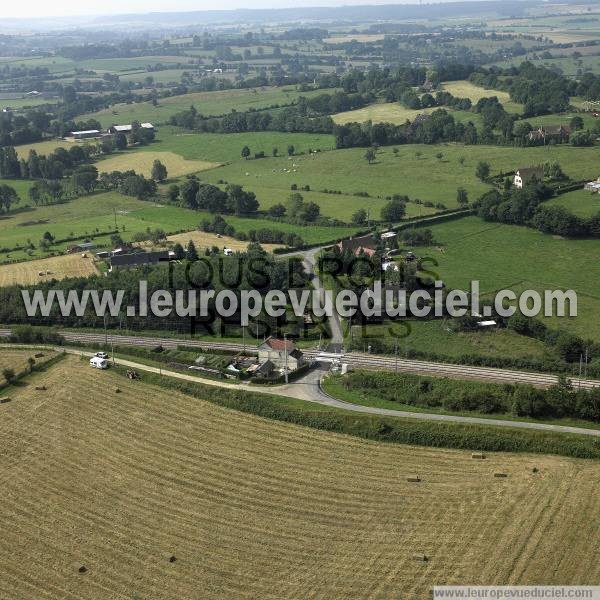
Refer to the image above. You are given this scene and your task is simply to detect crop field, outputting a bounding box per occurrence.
[545,188,600,217]
[0,356,599,598]
[165,230,283,253]
[0,348,55,382]
[81,86,335,127]
[201,142,600,214]
[332,102,482,127]
[440,80,523,113]
[95,150,219,178]
[409,215,600,340]
[0,253,99,286]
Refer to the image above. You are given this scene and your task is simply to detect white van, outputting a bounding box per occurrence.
[223,248,233,256]
[89,356,108,369]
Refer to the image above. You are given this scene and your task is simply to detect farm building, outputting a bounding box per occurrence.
[527,125,571,144]
[110,250,170,271]
[67,242,95,253]
[257,337,305,371]
[108,123,154,134]
[584,178,600,193]
[70,129,101,140]
[513,166,544,189]
[338,233,378,257]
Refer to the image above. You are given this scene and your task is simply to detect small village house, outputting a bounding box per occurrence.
[257,337,305,371]
[337,233,378,257]
[513,166,544,189]
[107,123,154,134]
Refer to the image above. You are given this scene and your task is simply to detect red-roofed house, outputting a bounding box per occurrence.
[258,337,305,370]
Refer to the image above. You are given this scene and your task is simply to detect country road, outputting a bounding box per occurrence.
[38,345,600,438]
[2,328,599,390]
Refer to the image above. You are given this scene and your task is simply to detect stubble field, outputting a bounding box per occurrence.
[0,357,599,599]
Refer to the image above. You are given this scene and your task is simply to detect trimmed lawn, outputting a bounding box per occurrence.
[440,80,523,113]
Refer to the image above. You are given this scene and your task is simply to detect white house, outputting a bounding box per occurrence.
[513,166,543,189]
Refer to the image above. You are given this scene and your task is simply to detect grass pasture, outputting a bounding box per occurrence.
[96,150,219,178]
[81,86,335,127]
[409,215,600,340]
[0,253,99,286]
[146,127,336,163]
[545,188,600,217]
[0,192,355,263]
[1,356,599,598]
[201,142,600,215]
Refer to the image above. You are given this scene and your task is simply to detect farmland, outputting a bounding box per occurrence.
[545,188,600,217]
[201,142,600,215]
[0,192,357,262]
[332,102,483,127]
[407,215,600,340]
[439,80,523,113]
[143,127,336,163]
[95,150,219,178]
[165,230,282,253]
[0,356,599,598]
[81,86,337,127]
[0,253,99,286]
[0,348,55,382]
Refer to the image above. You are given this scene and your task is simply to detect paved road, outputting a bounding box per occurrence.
[44,346,600,438]
[2,328,599,390]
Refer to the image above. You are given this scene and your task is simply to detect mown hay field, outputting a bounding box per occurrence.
[440,80,522,112]
[0,348,55,382]
[166,230,283,253]
[96,150,219,178]
[0,356,599,599]
[0,253,99,286]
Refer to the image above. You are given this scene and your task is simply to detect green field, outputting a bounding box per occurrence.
[142,127,336,163]
[0,192,357,261]
[351,317,556,362]
[201,142,600,218]
[0,179,33,202]
[81,86,336,127]
[407,215,600,340]
[546,188,600,217]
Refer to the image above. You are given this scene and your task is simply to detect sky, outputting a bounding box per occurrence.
[2,0,420,19]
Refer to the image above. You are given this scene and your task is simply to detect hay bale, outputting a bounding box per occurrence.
[34,353,45,358]
[75,564,87,574]
[406,475,421,483]
[494,472,508,478]
[114,387,121,393]
[532,467,539,473]
[471,452,486,459]
[0,397,11,404]
[412,553,428,562]
[164,553,177,563]
[34,386,47,391]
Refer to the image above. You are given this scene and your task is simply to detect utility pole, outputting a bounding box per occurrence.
[284,333,289,384]
[104,313,108,346]
[395,340,398,373]
[242,324,246,356]
[578,353,583,389]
